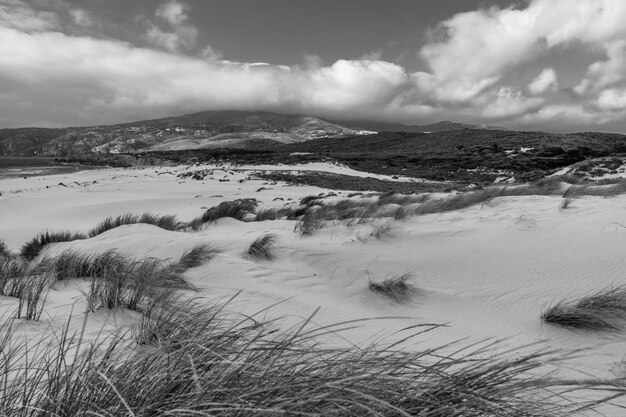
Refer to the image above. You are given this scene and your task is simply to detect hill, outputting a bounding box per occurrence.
[329,119,503,132]
[0,111,373,157]
[141,129,626,184]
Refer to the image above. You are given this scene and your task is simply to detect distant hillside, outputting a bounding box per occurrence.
[0,110,373,157]
[329,119,503,133]
[141,129,626,184]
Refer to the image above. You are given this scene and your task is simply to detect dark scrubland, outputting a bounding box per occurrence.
[139,129,626,186]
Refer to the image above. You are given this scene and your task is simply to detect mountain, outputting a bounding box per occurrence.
[0,110,374,157]
[329,119,504,133]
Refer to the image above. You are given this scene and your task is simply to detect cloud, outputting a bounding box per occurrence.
[155,1,189,26]
[528,68,558,95]
[0,24,411,127]
[145,1,198,52]
[0,0,59,31]
[1,0,626,131]
[597,87,626,111]
[70,8,95,28]
[575,40,626,95]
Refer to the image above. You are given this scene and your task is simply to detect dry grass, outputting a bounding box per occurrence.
[0,239,9,259]
[87,213,180,238]
[559,197,573,212]
[19,230,85,261]
[0,297,619,415]
[542,286,626,330]
[369,273,415,303]
[189,198,259,230]
[245,234,278,261]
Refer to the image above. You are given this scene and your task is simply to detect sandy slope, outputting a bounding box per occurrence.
[2,163,626,412]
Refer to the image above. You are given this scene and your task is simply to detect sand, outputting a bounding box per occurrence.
[2,162,626,413]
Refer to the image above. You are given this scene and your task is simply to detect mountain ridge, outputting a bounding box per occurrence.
[0,110,506,157]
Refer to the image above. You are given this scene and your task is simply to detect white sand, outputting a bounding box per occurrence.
[2,163,626,413]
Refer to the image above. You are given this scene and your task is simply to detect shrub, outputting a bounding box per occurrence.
[369,273,415,303]
[20,230,85,261]
[542,286,626,330]
[245,234,278,261]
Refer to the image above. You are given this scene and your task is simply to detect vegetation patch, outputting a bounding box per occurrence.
[542,286,626,330]
[19,230,86,261]
[368,273,415,303]
[0,295,620,415]
[88,213,180,238]
[189,198,259,230]
[244,234,278,261]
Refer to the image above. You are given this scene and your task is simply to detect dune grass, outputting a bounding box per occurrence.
[176,243,221,269]
[369,273,415,303]
[559,197,573,212]
[189,198,259,230]
[87,212,180,238]
[245,234,278,261]
[19,230,86,261]
[0,239,9,259]
[542,286,626,330]
[0,258,51,320]
[0,296,620,415]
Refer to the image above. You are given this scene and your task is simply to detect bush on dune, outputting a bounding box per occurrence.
[542,286,626,330]
[0,296,620,416]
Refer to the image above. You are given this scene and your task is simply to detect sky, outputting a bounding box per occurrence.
[1,0,626,133]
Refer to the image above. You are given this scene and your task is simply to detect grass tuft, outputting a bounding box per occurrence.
[369,273,415,303]
[176,243,220,269]
[88,213,179,238]
[559,197,573,212]
[0,239,10,259]
[189,198,259,230]
[0,297,619,415]
[19,230,86,261]
[542,286,626,330]
[245,234,278,261]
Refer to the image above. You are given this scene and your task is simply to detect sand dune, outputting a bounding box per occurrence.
[2,163,626,414]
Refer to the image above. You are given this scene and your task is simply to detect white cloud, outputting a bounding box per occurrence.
[597,87,626,111]
[1,0,626,130]
[70,8,95,28]
[528,68,557,95]
[415,0,626,102]
[146,1,198,52]
[0,0,59,31]
[575,40,626,95]
[0,26,410,126]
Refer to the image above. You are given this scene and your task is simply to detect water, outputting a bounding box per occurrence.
[0,157,86,179]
